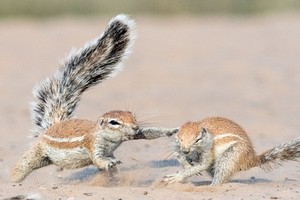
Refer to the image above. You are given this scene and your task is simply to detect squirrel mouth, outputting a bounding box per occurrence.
[131,129,145,140]
[124,129,141,140]
[124,130,139,140]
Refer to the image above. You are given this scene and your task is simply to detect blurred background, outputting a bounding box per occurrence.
[0,0,300,18]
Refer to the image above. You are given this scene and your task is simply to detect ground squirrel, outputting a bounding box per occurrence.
[11,14,177,183]
[163,116,300,185]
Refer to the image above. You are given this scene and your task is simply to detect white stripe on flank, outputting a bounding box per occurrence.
[43,134,85,143]
[213,133,244,141]
[214,141,237,157]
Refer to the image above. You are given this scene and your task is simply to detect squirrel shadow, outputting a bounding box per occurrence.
[62,167,99,183]
[148,159,179,168]
[191,177,271,186]
[117,159,179,171]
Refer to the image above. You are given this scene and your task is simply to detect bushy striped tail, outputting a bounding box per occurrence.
[31,14,136,137]
[258,137,300,171]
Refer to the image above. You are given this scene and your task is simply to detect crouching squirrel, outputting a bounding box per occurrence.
[163,117,300,185]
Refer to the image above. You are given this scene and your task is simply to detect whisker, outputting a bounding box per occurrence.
[122,104,168,128]
[155,146,176,161]
[136,112,172,126]
[138,121,163,127]
[163,151,176,161]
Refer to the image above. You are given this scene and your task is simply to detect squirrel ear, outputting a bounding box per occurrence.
[199,127,208,138]
[201,128,208,134]
[99,118,104,126]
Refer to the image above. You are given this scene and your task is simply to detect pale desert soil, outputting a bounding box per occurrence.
[0,14,300,199]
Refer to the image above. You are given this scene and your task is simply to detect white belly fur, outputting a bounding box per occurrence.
[45,146,92,169]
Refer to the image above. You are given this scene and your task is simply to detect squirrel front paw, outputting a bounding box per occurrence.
[166,128,179,137]
[162,172,185,184]
[107,159,122,169]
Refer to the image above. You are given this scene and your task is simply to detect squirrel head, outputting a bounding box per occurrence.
[96,110,139,141]
[176,122,212,155]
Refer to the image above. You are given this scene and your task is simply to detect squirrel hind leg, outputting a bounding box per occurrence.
[11,143,51,182]
[211,144,241,186]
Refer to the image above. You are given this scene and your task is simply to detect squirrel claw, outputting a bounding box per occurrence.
[108,159,122,168]
[162,173,184,183]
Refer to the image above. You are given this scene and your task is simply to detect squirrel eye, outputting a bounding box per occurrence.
[109,120,121,125]
[195,137,202,143]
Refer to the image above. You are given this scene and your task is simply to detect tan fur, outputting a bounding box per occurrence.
[46,119,96,138]
[101,110,137,125]
[199,117,250,140]
[177,122,200,147]
[164,116,300,185]
[202,117,263,170]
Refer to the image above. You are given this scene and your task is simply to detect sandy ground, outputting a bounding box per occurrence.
[0,14,300,199]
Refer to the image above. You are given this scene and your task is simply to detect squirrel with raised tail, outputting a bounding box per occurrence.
[163,117,300,185]
[11,14,177,183]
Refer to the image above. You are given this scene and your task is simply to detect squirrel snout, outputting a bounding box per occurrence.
[182,148,190,154]
[132,125,139,131]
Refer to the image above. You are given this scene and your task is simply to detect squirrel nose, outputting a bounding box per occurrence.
[132,125,139,131]
[182,149,190,154]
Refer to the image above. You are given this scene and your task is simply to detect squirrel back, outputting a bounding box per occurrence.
[31,14,136,137]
